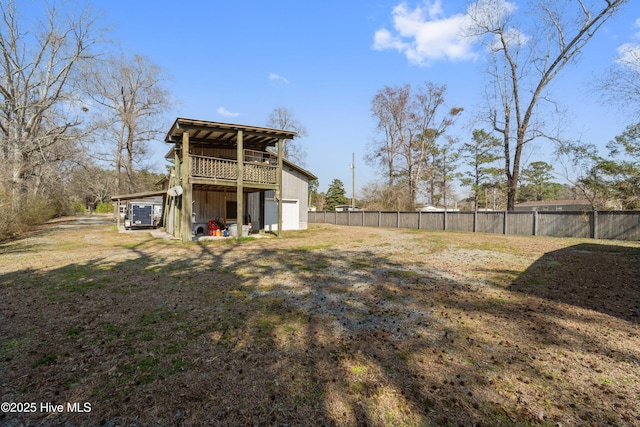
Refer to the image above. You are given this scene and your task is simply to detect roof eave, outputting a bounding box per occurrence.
[164,118,297,146]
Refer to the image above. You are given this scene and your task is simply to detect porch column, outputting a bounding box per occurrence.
[174,150,181,238]
[277,138,283,236]
[236,130,244,239]
[181,132,192,242]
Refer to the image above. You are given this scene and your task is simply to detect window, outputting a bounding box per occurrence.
[226,201,237,219]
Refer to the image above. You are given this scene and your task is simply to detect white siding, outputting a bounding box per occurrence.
[265,165,310,230]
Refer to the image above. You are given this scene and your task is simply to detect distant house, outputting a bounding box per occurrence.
[514,199,594,212]
[161,118,317,241]
[334,205,361,212]
[417,205,460,212]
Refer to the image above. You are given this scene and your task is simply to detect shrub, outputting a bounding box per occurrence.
[95,202,114,214]
[0,200,21,241]
[0,194,55,241]
[20,195,56,226]
[70,200,86,215]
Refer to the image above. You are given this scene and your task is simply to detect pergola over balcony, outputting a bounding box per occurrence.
[165,119,296,189]
[165,118,297,151]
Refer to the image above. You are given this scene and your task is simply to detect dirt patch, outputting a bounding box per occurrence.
[1,219,639,426]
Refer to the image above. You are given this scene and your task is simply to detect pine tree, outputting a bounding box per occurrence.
[325,179,347,211]
[460,129,503,210]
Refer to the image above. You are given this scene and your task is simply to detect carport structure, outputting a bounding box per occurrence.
[111,190,166,229]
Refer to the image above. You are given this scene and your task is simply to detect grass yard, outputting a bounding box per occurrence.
[1,218,639,426]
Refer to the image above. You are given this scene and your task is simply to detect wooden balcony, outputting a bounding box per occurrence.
[190,155,277,187]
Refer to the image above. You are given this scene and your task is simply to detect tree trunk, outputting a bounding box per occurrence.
[125,125,136,193]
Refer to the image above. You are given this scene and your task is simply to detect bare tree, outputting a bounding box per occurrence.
[0,0,101,200]
[67,164,115,207]
[597,42,640,120]
[369,83,462,210]
[266,107,307,166]
[468,0,628,210]
[359,180,410,211]
[83,54,170,193]
[367,85,407,188]
[555,139,601,207]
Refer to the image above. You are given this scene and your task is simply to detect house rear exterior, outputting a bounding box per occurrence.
[161,118,316,241]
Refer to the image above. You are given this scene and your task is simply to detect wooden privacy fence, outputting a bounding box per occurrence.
[308,210,640,241]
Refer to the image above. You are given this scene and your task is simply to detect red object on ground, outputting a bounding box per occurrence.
[208,219,221,235]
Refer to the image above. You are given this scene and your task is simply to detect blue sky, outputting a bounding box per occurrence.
[93,0,640,199]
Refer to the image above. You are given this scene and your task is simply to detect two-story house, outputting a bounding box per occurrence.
[161,118,316,241]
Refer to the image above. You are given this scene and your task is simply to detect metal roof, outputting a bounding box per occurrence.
[515,199,592,206]
[282,158,317,181]
[111,190,167,201]
[164,118,297,150]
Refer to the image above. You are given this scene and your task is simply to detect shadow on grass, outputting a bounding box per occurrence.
[1,228,639,426]
[510,242,640,324]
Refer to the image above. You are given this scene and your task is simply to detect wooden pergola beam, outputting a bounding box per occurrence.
[171,121,296,142]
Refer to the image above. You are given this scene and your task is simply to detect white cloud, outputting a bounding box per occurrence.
[373,28,410,52]
[468,0,517,29]
[616,43,640,71]
[217,107,240,117]
[373,0,517,65]
[489,27,529,52]
[268,72,289,84]
[426,0,443,17]
[615,18,640,71]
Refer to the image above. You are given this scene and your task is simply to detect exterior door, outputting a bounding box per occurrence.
[265,199,299,231]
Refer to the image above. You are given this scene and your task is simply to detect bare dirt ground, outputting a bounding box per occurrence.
[1,217,639,426]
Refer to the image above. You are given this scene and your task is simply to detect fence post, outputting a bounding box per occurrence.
[397,211,400,228]
[592,210,598,239]
[443,211,447,231]
[533,211,538,236]
[378,211,381,228]
[473,211,478,233]
[418,211,422,230]
[503,211,508,235]
[348,210,351,226]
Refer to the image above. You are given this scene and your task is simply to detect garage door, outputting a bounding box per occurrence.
[265,199,299,231]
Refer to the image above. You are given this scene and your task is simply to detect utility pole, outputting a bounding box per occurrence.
[351,152,355,209]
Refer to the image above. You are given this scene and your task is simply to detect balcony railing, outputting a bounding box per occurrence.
[190,155,277,186]
[243,160,277,184]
